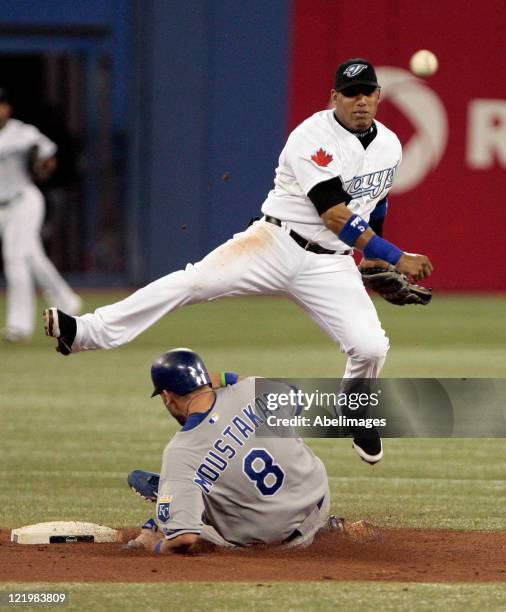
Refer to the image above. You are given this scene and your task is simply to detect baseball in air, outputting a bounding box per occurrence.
[409,50,438,77]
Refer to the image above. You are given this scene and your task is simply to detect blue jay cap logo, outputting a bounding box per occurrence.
[335,59,379,91]
[344,64,368,78]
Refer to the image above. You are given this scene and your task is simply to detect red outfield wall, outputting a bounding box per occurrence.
[289,0,506,290]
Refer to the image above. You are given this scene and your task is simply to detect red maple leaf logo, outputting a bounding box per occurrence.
[311,148,333,167]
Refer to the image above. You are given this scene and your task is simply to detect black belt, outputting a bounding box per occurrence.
[264,215,350,255]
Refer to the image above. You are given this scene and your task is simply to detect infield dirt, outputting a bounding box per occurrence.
[1,528,505,583]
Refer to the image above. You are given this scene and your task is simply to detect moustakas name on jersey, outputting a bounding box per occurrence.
[261,109,401,251]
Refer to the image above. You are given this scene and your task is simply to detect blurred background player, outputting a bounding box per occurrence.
[0,88,81,342]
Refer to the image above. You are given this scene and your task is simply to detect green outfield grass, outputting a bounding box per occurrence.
[1,582,506,612]
[1,293,505,610]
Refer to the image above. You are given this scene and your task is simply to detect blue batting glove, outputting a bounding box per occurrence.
[141,518,158,532]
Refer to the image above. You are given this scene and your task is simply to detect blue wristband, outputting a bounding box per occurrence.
[220,372,239,386]
[338,214,369,246]
[363,235,403,265]
[141,518,158,532]
[154,540,163,554]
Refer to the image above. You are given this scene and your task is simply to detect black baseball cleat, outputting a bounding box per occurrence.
[43,307,77,356]
[352,428,383,465]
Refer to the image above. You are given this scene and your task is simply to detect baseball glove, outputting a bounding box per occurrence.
[359,264,432,306]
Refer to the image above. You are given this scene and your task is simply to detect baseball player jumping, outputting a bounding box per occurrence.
[124,348,377,553]
[44,58,433,464]
[0,89,81,342]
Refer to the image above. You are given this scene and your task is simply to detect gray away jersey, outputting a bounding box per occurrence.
[156,377,328,546]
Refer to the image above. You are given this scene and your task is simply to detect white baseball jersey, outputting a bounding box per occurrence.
[156,377,329,546]
[71,104,397,384]
[0,118,56,201]
[262,110,402,251]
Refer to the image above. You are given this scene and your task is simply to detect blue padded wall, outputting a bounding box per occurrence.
[136,0,291,279]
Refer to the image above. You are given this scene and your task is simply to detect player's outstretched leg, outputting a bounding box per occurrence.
[42,220,295,354]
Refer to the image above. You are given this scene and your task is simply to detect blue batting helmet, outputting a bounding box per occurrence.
[150,348,211,397]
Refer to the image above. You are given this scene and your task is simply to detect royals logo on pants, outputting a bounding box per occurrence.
[157,496,172,523]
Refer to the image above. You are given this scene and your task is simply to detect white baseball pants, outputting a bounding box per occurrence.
[74,219,388,378]
[0,184,81,337]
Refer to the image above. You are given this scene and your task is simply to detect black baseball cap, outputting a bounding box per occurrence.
[334,58,379,92]
[0,88,12,104]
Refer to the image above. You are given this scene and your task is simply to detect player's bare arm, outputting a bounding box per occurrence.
[133,528,199,554]
[32,155,57,183]
[26,144,57,183]
[321,203,433,281]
